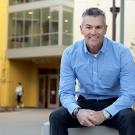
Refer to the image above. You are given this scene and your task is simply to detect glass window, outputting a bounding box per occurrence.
[63,34,73,46]
[32,9,40,35]
[24,10,33,35]
[8,38,15,48]
[16,12,24,47]
[63,7,73,33]
[41,8,49,34]
[8,12,24,48]
[41,7,59,46]
[50,21,58,33]
[16,12,24,36]
[17,0,25,3]
[23,36,32,47]
[50,8,58,33]
[8,5,73,48]
[63,7,73,45]
[32,35,40,46]
[9,0,42,5]
[9,0,15,5]
[8,13,16,37]
[15,37,24,48]
[41,34,49,46]
[25,0,33,2]
[50,33,58,45]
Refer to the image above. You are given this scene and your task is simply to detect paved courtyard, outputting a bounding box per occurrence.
[0,108,53,135]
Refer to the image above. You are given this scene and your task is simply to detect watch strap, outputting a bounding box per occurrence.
[103,110,111,119]
[72,107,81,117]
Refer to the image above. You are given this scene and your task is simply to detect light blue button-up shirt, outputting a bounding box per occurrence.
[59,37,135,117]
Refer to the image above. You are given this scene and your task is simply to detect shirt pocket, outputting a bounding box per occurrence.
[100,68,120,87]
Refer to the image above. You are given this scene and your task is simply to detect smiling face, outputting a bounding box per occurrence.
[80,15,107,53]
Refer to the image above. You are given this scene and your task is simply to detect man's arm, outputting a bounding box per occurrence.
[104,48,135,117]
[59,48,80,114]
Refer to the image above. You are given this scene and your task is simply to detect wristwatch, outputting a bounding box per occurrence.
[102,110,111,119]
[72,107,81,117]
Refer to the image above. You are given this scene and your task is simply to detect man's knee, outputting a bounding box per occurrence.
[49,107,70,123]
[49,108,60,123]
[118,108,135,125]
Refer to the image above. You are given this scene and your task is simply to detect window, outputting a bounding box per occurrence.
[41,7,59,46]
[63,7,73,45]
[8,6,73,48]
[9,0,45,5]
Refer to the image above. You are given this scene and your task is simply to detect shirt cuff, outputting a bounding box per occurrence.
[66,103,80,115]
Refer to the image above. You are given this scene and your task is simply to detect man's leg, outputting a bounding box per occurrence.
[16,95,20,108]
[49,107,82,135]
[103,108,135,135]
[18,95,21,105]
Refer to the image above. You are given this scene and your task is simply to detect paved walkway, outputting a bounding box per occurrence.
[0,108,53,135]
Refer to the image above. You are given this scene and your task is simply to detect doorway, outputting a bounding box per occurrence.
[38,69,59,108]
[48,75,59,108]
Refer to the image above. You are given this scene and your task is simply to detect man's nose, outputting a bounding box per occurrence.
[91,28,96,34]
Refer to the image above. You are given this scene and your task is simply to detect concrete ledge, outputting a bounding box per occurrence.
[69,126,118,135]
[41,121,119,135]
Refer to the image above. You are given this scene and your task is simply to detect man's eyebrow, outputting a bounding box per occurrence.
[85,24,103,27]
[85,24,92,26]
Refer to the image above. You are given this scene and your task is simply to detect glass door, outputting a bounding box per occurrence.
[48,75,59,108]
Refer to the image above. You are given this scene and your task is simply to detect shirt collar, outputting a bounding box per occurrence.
[83,37,107,54]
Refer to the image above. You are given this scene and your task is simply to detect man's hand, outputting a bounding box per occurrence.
[90,111,106,125]
[76,109,106,127]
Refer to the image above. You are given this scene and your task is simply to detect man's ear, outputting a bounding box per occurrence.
[80,25,83,35]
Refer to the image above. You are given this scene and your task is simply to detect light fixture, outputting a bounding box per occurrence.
[48,16,51,19]
[64,19,69,23]
[28,11,33,15]
[65,30,68,33]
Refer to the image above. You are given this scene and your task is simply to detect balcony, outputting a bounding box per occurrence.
[6,45,66,59]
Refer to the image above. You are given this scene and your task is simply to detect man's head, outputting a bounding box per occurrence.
[81,8,106,25]
[80,8,107,53]
[18,82,22,85]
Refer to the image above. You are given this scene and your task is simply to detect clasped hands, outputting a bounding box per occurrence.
[76,109,106,127]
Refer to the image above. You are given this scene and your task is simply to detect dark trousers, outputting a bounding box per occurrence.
[17,95,22,105]
[49,96,135,135]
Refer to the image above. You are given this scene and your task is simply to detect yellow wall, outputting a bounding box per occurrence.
[7,60,38,107]
[0,0,8,106]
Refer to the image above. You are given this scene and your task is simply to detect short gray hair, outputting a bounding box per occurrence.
[82,8,106,24]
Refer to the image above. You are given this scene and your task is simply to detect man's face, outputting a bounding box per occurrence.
[80,15,107,51]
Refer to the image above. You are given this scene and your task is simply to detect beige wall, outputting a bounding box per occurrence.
[73,0,114,42]
[74,0,135,48]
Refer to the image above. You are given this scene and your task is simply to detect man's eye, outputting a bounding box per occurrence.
[96,26,102,29]
[86,26,92,29]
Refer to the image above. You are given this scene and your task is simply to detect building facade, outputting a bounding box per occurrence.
[1,0,135,108]
[0,0,73,108]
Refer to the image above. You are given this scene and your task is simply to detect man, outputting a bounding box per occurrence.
[49,8,135,135]
[16,82,24,108]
